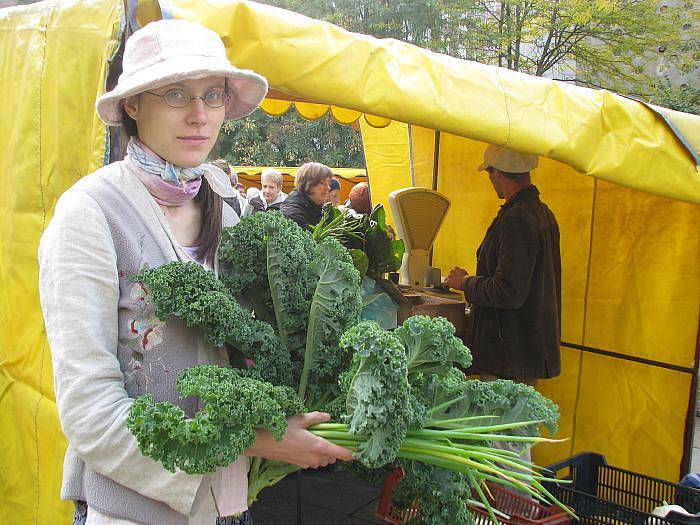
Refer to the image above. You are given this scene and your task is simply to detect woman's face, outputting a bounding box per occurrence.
[261,179,281,204]
[307,178,330,205]
[123,77,226,167]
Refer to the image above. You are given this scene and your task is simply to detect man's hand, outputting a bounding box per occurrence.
[443,267,469,291]
[246,412,354,469]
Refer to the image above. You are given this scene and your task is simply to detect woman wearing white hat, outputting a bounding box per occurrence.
[38,19,351,525]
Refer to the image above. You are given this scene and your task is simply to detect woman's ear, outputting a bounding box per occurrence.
[122,95,140,120]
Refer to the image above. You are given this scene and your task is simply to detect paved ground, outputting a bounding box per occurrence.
[250,467,387,525]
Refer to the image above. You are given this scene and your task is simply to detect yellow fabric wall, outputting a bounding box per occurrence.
[364,124,700,482]
[2,0,699,521]
[359,120,412,229]
[0,1,122,521]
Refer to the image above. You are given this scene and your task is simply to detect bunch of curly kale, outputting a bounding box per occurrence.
[126,211,563,525]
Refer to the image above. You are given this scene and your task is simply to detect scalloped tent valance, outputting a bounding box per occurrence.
[260,95,392,128]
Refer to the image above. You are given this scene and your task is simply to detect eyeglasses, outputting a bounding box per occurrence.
[144,88,229,109]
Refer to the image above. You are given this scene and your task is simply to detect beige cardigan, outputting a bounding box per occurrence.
[38,158,246,524]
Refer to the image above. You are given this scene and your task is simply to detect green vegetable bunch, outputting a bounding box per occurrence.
[126,211,567,523]
[312,203,405,279]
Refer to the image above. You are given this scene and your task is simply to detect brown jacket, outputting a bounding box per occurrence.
[464,185,561,379]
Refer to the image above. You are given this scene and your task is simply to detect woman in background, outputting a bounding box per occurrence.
[280,162,332,229]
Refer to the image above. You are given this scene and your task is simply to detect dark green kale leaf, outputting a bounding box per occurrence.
[392,462,475,525]
[127,366,304,474]
[298,236,363,406]
[133,262,293,386]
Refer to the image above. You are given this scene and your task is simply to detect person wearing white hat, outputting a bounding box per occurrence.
[444,144,562,387]
[38,18,351,525]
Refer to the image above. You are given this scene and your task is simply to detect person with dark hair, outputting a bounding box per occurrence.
[280,162,332,229]
[327,177,341,206]
[38,19,351,525]
[444,144,562,386]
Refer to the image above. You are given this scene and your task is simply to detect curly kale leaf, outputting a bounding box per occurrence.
[127,366,304,474]
[338,321,425,468]
[427,376,560,438]
[218,212,296,324]
[298,237,363,405]
[133,262,293,386]
[265,216,318,357]
[220,211,320,368]
[218,212,288,294]
[394,315,472,378]
[392,462,475,525]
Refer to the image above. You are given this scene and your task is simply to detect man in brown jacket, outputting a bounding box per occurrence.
[444,145,561,386]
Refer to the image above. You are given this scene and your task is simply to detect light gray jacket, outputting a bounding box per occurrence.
[38,159,247,525]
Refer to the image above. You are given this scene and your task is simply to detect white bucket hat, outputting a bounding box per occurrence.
[478,144,539,173]
[96,19,268,126]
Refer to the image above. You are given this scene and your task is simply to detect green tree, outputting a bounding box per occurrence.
[649,84,700,115]
[215,110,364,167]
[264,0,696,105]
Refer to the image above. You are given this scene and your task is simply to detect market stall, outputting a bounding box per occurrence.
[1,0,699,521]
[234,166,366,200]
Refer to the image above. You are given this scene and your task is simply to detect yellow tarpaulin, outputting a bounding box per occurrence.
[1,0,700,522]
[360,120,700,482]
[0,1,122,522]
[164,0,700,204]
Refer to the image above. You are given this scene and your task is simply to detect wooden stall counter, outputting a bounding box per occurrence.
[396,287,467,339]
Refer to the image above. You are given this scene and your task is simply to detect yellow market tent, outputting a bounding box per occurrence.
[0,0,698,522]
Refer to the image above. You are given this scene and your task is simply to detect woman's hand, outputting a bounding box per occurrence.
[246,412,354,469]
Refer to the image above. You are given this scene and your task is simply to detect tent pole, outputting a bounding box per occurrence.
[681,307,700,476]
[431,130,440,191]
[428,131,440,267]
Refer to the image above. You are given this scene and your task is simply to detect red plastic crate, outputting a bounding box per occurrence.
[376,468,572,525]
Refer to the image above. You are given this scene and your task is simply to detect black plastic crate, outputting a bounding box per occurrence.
[543,452,700,524]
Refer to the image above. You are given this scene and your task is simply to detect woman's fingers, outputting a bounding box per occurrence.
[248,413,354,468]
[296,411,331,428]
[325,442,354,462]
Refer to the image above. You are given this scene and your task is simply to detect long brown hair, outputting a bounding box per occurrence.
[121,106,223,266]
[193,178,223,266]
